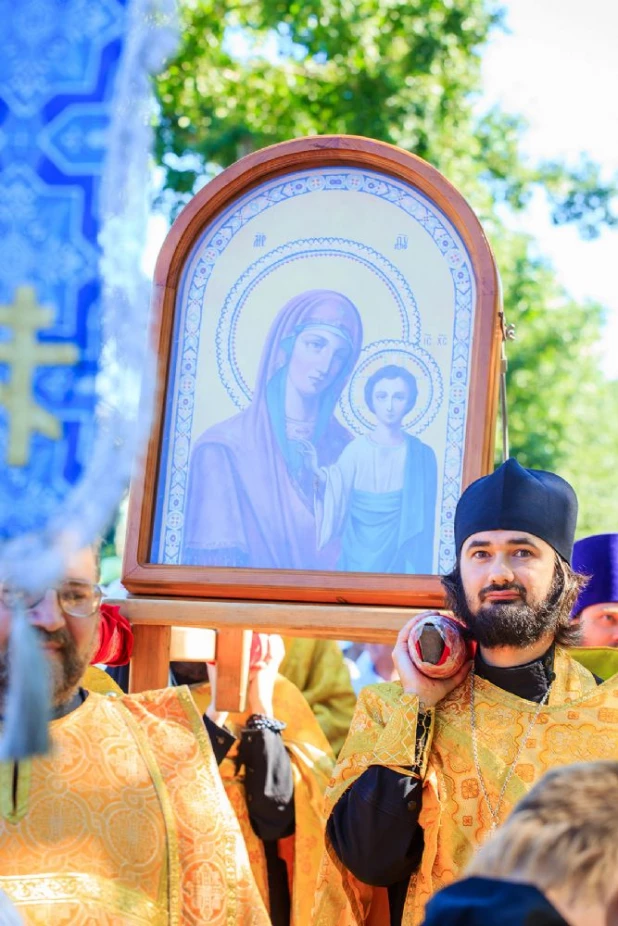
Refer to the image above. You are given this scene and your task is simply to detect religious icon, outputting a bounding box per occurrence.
[124,136,500,607]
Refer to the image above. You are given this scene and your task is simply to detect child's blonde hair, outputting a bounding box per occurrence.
[466,761,618,905]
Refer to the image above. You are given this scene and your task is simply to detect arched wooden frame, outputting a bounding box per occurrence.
[123,135,501,609]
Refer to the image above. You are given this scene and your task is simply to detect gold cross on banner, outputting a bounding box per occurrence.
[0,286,79,467]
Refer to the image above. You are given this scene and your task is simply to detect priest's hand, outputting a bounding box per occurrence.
[393,614,472,709]
[247,633,285,719]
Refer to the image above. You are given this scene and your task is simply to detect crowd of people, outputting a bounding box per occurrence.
[1,459,618,924]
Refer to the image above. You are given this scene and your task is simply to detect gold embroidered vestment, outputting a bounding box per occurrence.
[0,687,270,925]
[189,673,337,926]
[280,637,357,756]
[314,648,618,925]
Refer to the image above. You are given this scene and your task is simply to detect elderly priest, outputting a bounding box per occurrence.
[0,545,270,925]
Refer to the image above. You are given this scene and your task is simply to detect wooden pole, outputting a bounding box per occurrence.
[114,596,429,708]
[107,596,422,642]
[214,628,252,712]
[128,625,171,692]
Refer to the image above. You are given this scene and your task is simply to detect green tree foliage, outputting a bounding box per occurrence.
[154,0,618,533]
[498,233,618,534]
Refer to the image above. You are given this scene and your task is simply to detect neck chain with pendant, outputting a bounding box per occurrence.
[470,666,551,830]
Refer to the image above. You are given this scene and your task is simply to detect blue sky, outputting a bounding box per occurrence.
[481,0,618,376]
[145,0,618,375]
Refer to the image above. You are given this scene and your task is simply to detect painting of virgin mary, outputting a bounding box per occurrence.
[182,289,363,569]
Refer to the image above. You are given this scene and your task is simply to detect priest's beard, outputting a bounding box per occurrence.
[0,626,94,711]
[442,559,581,649]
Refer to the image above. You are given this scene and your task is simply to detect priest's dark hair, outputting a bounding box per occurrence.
[441,553,587,647]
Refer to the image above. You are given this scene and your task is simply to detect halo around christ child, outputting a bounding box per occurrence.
[340,340,444,437]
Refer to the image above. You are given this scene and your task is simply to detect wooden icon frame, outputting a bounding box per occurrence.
[123,135,501,609]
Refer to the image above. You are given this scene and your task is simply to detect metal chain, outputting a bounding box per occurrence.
[498,312,516,463]
[470,667,551,830]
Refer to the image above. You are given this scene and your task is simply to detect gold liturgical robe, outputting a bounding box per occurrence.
[313,647,618,926]
[0,687,270,926]
[280,637,357,756]
[190,674,339,926]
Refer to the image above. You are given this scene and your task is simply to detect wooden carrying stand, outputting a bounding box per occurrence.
[113,598,423,711]
[120,135,501,711]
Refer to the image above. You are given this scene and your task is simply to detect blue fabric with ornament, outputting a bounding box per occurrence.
[0,0,129,539]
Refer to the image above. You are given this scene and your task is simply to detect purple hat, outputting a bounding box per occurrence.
[572,533,618,616]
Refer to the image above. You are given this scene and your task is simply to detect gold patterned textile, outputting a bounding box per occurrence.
[570,646,618,682]
[82,665,124,695]
[314,647,618,925]
[280,637,357,756]
[190,674,338,926]
[0,687,270,925]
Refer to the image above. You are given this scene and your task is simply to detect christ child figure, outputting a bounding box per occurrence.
[301,363,437,574]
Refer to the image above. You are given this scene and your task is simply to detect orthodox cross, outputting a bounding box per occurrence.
[0,286,78,466]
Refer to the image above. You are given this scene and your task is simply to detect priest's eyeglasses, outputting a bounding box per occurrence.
[1,580,103,619]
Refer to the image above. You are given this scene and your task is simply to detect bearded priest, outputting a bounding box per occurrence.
[0,546,270,925]
[313,458,618,926]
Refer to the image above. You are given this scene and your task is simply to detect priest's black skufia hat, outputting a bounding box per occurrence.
[454,458,578,564]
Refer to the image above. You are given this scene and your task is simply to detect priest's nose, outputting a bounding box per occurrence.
[28,591,66,633]
[486,556,515,585]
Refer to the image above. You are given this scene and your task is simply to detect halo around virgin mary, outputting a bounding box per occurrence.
[182,289,363,570]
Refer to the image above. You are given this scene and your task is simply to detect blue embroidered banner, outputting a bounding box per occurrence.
[0,0,133,539]
[0,0,176,557]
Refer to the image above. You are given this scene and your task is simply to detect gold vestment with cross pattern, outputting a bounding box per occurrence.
[314,647,618,926]
[0,687,269,925]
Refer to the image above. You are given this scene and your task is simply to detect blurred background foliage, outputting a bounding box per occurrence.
[152,0,618,535]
